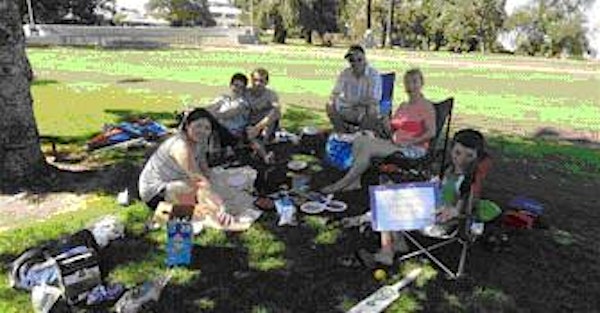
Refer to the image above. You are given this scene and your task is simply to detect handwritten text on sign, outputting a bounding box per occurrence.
[370,183,437,231]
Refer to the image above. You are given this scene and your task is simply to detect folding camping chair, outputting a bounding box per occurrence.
[377,97,454,181]
[338,72,396,133]
[380,72,396,117]
[370,154,491,279]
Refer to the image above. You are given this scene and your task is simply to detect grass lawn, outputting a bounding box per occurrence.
[28,46,599,139]
[28,46,600,175]
[0,45,598,312]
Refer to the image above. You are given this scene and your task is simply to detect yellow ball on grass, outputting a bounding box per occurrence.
[373,269,387,281]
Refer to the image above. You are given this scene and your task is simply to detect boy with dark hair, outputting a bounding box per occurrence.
[207,72,251,140]
[206,72,271,163]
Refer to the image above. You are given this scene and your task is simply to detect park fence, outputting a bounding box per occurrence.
[25,24,258,48]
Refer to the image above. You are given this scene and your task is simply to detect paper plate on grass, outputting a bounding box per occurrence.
[302,126,319,136]
[325,200,347,212]
[287,160,308,171]
[300,202,326,214]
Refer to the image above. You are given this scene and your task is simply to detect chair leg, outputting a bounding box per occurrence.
[397,237,457,261]
[401,233,460,279]
[456,240,469,278]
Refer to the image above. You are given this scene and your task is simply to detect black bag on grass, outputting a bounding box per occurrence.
[9,230,104,305]
[254,165,290,196]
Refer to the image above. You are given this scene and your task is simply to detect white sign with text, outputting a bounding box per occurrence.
[369,182,438,231]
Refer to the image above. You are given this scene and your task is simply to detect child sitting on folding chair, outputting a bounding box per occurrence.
[369,129,492,265]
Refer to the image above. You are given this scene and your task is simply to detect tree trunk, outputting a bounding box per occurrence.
[304,28,312,44]
[366,0,372,29]
[0,0,46,192]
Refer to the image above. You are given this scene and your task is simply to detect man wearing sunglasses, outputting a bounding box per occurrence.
[327,45,383,135]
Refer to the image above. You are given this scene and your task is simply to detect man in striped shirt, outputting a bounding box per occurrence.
[326,45,383,134]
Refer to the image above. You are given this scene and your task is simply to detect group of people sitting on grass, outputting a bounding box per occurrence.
[138,67,283,225]
[137,44,493,265]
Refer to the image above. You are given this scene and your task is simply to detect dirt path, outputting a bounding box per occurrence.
[0,192,89,232]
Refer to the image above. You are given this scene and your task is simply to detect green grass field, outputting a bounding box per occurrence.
[27,46,600,176]
[28,46,599,140]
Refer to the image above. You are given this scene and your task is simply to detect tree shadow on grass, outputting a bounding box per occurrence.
[282,105,328,133]
[154,224,379,313]
[104,109,177,124]
[533,126,600,149]
[104,109,179,127]
[101,235,161,273]
[23,109,183,195]
[488,130,600,177]
[0,157,146,196]
[3,130,600,312]
[40,134,92,147]
[40,109,178,150]
[49,160,143,195]
[32,79,59,86]
[116,78,149,84]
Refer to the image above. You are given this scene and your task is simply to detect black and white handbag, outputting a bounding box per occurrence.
[53,245,102,304]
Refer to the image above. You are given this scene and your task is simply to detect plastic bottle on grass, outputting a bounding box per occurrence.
[470,221,485,236]
[114,273,172,313]
[275,187,297,226]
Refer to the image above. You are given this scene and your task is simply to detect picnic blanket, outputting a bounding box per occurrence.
[201,166,262,231]
[86,119,168,151]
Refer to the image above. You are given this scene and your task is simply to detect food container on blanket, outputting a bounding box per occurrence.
[325,134,354,171]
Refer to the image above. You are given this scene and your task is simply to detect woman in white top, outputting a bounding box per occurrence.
[138,108,231,224]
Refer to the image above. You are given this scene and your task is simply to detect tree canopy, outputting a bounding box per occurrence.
[18,0,111,24]
[506,0,593,56]
[148,0,215,26]
[16,0,595,57]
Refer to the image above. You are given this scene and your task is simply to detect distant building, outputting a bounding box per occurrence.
[111,0,240,27]
[208,0,241,27]
[112,0,169,26]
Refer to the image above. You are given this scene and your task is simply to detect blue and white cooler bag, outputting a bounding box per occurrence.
[325,133,355,171]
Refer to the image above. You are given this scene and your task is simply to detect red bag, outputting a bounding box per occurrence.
[501,210,536,229]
